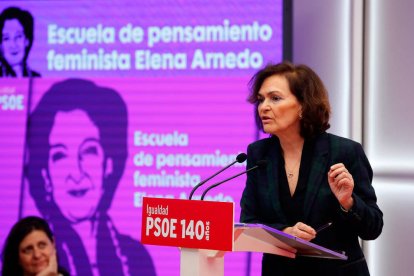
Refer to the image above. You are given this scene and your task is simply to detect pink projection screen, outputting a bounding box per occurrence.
[0,0,287,275]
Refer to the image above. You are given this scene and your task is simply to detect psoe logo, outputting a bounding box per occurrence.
[0,94,24,111]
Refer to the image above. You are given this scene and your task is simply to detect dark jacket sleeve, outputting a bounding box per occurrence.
[332,138,383,240]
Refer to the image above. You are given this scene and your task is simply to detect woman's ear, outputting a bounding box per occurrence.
[104,158,113,177]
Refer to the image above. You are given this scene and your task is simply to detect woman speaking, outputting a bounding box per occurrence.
[240,61,383,275]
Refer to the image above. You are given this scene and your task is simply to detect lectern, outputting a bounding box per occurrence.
[141,197,346,276]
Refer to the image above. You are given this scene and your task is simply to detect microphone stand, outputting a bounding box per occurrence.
[188,153,247,200]
[200,165,260,200]
[188,160,237,200]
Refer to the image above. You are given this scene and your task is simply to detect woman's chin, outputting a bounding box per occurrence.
[65,209,96,223]
[30,261,48,274]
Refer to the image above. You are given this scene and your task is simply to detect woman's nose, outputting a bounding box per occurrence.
[67,157,84,183]
[259,101,270,111]
[32,247,41,259]
[8,36,19,48]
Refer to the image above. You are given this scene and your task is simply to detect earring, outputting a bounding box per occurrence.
[45,180,52,193]
[44,179,52,202]
[299,113,303,119]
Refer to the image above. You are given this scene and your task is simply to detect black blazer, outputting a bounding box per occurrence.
[240,133,383,276]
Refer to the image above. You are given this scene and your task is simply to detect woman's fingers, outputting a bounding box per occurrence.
[293,222,316,241]
[327,163,355,208]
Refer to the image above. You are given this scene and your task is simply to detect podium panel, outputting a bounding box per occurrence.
[234,223,347,260]
[141,197,234,251]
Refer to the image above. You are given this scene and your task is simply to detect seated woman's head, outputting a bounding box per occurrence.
[1,216,56,276]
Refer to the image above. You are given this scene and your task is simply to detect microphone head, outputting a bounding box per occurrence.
[256,160,268,167]
[236,153,247,163]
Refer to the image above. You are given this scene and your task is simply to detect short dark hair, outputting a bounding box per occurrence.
[248,61,331,138]
[26,79,128,219]
[1,216,54,276]
[0,7,34,60]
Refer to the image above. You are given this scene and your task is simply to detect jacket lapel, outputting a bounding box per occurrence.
[265,137,288,222]
[303,133,330,220]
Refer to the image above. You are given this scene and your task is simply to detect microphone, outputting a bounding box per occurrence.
[200,160,268,200]
[188,153,247,200]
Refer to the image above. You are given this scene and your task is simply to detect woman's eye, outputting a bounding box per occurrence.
[51,151,66,162]
[257,97,264,103]
[271,96,281,102]
[49,145,68,163]
[81,145,98,156]
[22,248,33,255]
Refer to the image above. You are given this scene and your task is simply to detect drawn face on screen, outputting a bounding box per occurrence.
[1,19,28,66]
[41,109,113,223]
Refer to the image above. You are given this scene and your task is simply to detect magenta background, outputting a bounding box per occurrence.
[0,0,284,275]
[13,77,259,276]
[0,0,283,77]
[0,79,30,255]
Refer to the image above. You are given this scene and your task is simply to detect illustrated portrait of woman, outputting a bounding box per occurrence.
[25,79,155,275]
[0,6,40,77]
